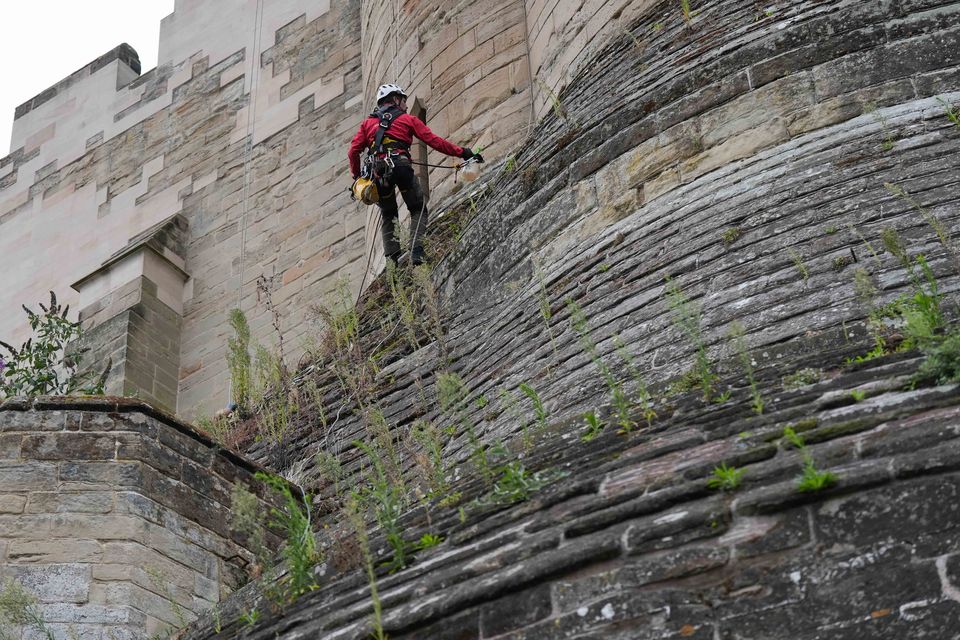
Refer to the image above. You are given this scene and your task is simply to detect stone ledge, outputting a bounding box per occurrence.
[14,44,141,120]
[0,396,263,476]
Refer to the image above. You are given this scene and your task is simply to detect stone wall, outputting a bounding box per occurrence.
[180,0,960,637]
[0,1,374,418]
[187,354,960,638]
[0,397,278,639]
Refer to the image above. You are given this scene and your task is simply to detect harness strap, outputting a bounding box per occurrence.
[371,105,405,155]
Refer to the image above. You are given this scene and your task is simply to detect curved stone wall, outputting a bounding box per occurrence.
[359,0,535,265]
[201,0,960,635]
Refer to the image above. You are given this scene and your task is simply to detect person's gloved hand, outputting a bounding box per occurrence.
[472,153,485,163]
[459,148,475,160]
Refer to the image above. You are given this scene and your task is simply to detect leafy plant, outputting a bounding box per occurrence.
[0,292,109,399]
[782,427,837,493]
[848,389,867,402]
[226,308,252,415]
[344,497,387,640]
[0,578,54,640]
[720,227,742,247]
[884,183,951,250]
[255,472,321,599]
[613,337,656,428]
[251,344,297,445]
[664,279,717,401]
[519,382,548,432]
[581,411,606,442]
[915,332,960,385]
[239,608,260,628]
[413,533,444,551]
[729,321,763,415]
[938,96,960,129]
[864,102,895,151]
[487,462,560,505]
[354,440,408,571]
[786,248,810,283]
[707,463,745,491]
[797,458,838,492]
[409,420,449,497]
[680,0,693,23]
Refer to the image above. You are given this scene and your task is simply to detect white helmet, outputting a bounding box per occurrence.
[376,83,407,104]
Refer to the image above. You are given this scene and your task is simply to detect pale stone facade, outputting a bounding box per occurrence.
[0,0,601,419]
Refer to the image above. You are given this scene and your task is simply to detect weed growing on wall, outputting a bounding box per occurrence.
[355,440,409,571]
[535,77,568,121]
[783,427,837,493]
[227,308,253,414]
[707,463,745,491]
[0,292,109,399]
[255,472,321,599]
[344,497,387,640]
[0,578,54,640]
[519,382,548,434]
[786,248,810,283]
[485,461,561,505]
[386,264,421,351]
[937,96,960,129]
[581,410,606,442]
[664,280,717,402]
[864,102,895,151]
[884,183,952,251]
[146,567,189,630]
[250,345,294,445]
[568,300,648,432]
[613,337,657,427]
[915,333,960,384]
[728,322,764,415]
[409,420,450,497]
[782,368,822,391]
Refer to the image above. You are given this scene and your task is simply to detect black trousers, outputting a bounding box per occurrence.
[377,158,427,259]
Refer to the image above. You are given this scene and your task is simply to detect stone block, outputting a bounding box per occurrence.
[10,564,91,603]
[36,602,143,625]
[7,539,103,564]
[0,461,58,491]
[0,410,65,433]
[0,434,22,458]
[58,461,143,488]
[814,473,960,549]
[0,494,27,514]
[479,583,552,637]
[116,435,183,479]
[726,509,812,559]
[624,500,730,555]
[621,546,729,587]
[26,491,115,514]
[21,433,116,461]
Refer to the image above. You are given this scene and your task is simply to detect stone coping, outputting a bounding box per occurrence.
[0,395,264,477]
[14,44,142,120]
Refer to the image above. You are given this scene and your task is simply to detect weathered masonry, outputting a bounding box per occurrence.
[0,0,579,419]
[0,397,277,638]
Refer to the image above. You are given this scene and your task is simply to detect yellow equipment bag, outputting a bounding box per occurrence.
[352,177,379,205]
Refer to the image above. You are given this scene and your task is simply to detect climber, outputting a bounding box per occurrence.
[348,83,483,266]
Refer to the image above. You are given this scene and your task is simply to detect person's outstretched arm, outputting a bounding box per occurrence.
[407,116,471,158]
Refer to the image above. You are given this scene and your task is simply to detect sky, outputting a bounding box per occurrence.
[0,1,175,155]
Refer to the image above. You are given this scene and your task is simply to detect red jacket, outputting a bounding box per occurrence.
[348,112,465,178]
